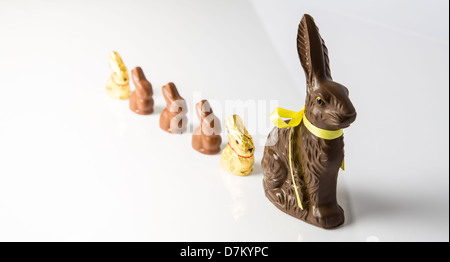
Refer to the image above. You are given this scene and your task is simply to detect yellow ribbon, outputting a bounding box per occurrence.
[269,106,345,210]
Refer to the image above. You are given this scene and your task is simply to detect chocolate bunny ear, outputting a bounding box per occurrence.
[108,51,128,80]
[131,67,153,96]
[225,115,247,136]
[131,67,146,84]
[195,100,210,120]
[162,82,183,105]
[108,51,121,72]
[196,100,221,134]
[297,14,332,85]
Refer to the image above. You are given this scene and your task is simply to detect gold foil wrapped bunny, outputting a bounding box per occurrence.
[106,51,130,99]
[220,115,254,176]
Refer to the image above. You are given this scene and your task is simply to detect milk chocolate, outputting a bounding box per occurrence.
[192,100,222,154]
[129,67,154,115]
[159,82,188,134]
[261,14,357,229]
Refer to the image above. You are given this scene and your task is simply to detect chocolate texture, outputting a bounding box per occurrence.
[261,14,357,229]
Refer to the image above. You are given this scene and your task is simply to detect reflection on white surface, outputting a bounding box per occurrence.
[366,235,380,242]
[0,0,448,241]
[107,99,129,137]
[220,169,247,222]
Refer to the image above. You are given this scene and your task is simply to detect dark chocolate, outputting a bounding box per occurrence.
[261,14,357,229]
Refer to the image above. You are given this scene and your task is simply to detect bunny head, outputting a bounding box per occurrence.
[108,51,129,83]
[131,67,153,97]
[196,100,221,135]
[225,115,254,157]
[297,14,356,130]
[162,82,187,115]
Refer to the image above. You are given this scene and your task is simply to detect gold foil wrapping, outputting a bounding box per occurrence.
[220,115,254,176]
[106,51,130,99]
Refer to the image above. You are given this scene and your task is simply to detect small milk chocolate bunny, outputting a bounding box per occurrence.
[192,100,222,154]
[261,14,357,229]
[159,82,188,134]
[129,67,154,115]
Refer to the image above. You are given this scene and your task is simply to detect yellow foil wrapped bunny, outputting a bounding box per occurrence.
[220,115,255,176]
[106,51,130,99]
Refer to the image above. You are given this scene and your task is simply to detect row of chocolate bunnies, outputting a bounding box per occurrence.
[106,51,254,176]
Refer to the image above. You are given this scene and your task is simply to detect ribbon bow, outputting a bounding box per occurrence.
[269,106,345,210]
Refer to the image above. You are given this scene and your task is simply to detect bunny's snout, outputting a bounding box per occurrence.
[339,111,357,128]
[249,148,254,153]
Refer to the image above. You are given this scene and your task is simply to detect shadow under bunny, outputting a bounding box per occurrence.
[337,184,424,227]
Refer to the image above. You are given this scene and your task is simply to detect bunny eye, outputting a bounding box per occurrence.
[235,140,239,145]
[316,97,325,106]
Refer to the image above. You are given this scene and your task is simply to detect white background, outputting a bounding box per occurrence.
[0,0,448,241]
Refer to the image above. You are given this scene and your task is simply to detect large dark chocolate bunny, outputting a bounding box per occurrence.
[261,14,357,229]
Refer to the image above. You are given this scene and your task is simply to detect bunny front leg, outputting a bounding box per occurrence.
[159,108,171,132]
[311,204,345,229]
[235,156,254,176]
[220,146,234,173]
[262,147,289,208]
[192,126,204,153]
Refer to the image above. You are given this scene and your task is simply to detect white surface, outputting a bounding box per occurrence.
[0,0,448,242]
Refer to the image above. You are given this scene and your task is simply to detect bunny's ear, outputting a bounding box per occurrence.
[132,67,153,96]
[108,51,125,75]
[297,14,332,85]
[131,67,146,82]
[196,100,212,120]
[162,82,182,105]
[225,114,247,136]
[197,100,221,134]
